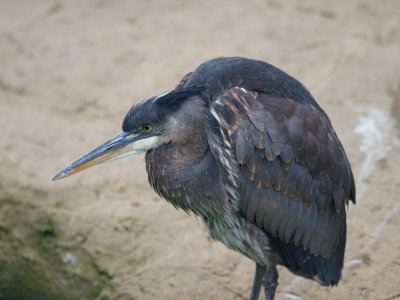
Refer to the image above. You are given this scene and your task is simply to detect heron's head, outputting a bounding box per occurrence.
[52,87,205,181]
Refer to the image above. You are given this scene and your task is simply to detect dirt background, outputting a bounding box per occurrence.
[1,0,400,299]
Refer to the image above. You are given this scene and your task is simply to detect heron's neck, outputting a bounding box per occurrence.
[145,142,232,220]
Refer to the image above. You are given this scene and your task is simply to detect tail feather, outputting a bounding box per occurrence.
[271,222,346,286]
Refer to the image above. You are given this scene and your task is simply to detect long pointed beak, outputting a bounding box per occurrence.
[52,131,157,181]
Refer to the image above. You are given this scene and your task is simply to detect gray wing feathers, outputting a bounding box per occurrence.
[206,88,355,257]
[236,120,255,164]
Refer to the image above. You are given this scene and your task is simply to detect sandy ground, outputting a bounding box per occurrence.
[1,0,400,299]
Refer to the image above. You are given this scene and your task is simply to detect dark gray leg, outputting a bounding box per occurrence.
[261,265,278,300]
[250,263,266,300]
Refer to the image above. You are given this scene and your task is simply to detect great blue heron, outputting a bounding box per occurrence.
[52,57,355,300]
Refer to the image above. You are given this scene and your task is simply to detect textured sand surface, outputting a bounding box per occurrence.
[1,0,400,299]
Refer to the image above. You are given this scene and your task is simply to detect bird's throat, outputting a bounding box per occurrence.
[145,144,231,219]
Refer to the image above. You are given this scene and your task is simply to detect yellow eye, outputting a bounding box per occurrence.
[143,124,152,133]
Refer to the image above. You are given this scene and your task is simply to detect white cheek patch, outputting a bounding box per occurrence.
[104,136,161,163]
[130,135,160,151]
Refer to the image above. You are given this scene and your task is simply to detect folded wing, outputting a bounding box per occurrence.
[206,87,355,259]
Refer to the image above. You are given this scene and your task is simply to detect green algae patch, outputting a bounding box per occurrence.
[0,185,113,300]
